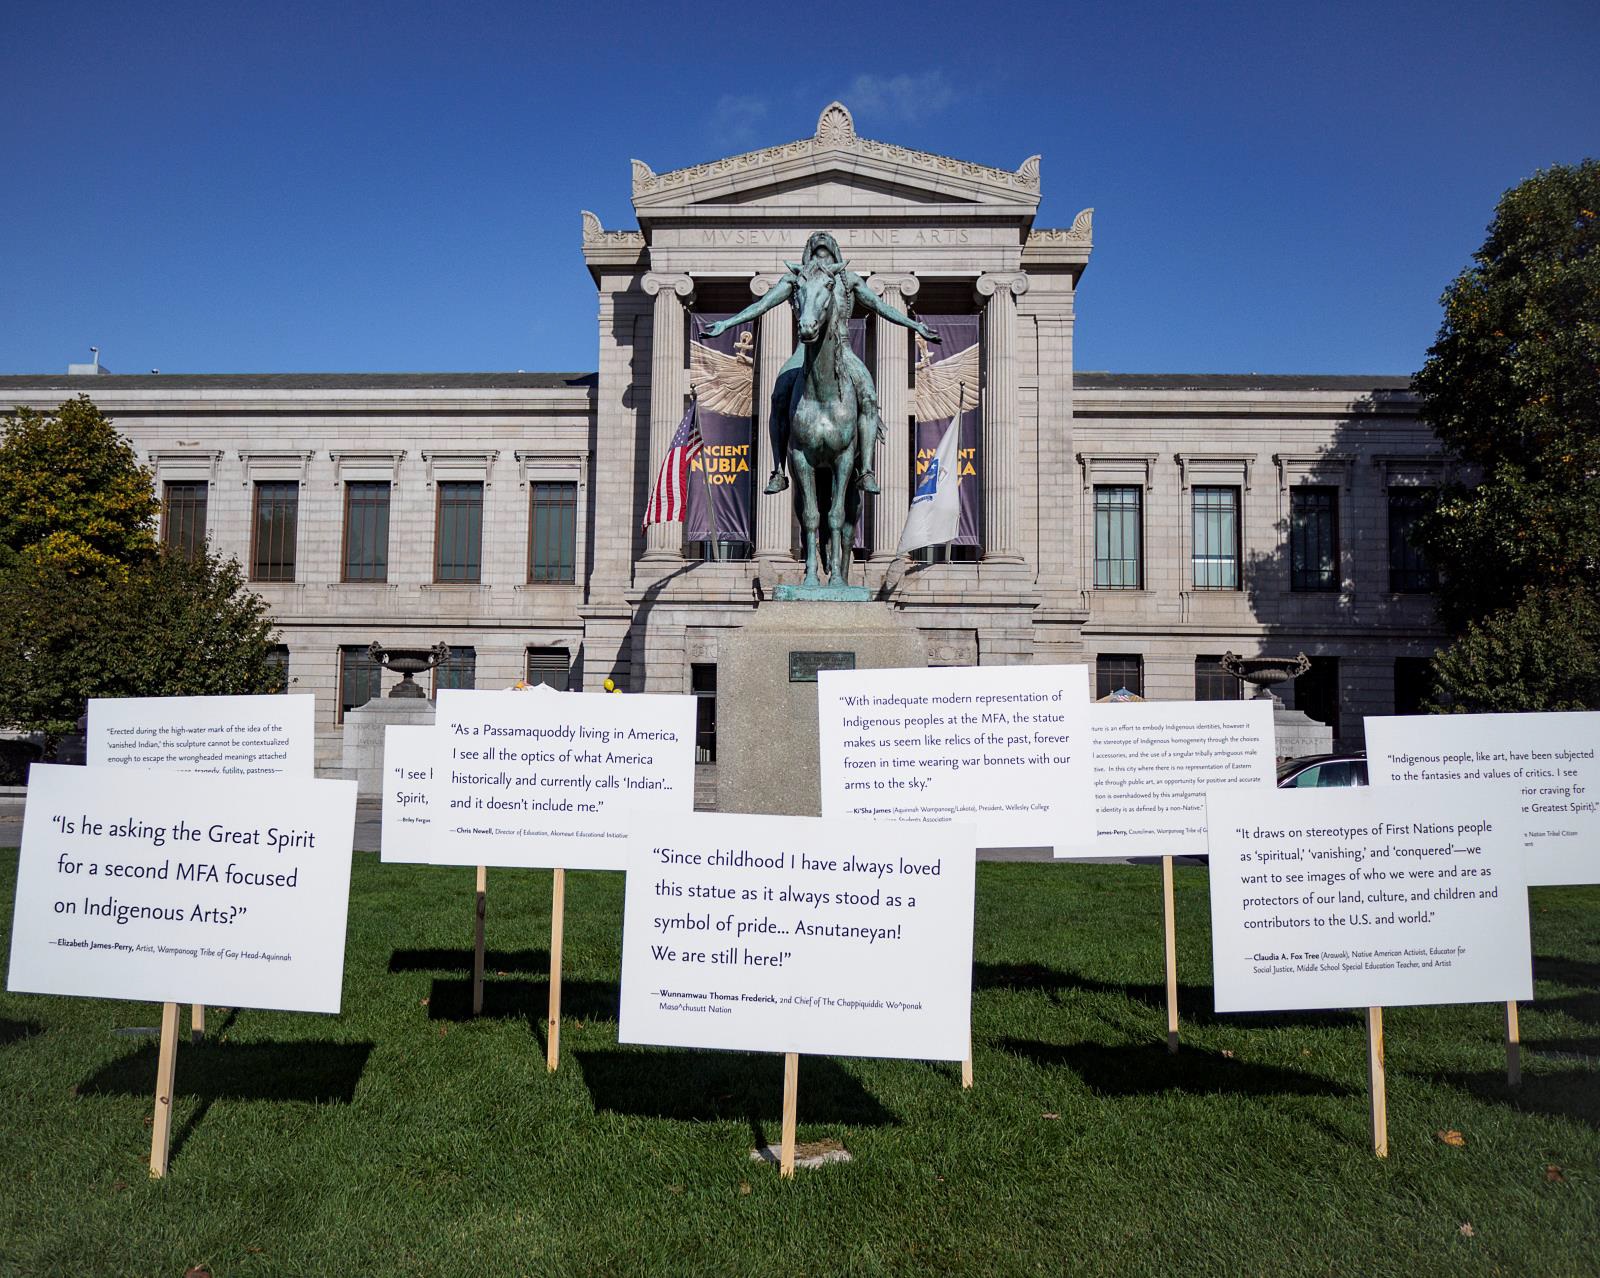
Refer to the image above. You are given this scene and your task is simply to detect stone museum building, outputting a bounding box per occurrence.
[0,104,1449,772]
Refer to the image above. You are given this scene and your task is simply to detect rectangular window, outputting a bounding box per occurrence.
[252,481,299,582]
[339,644,383,721]
[433,646,476,694]
[1195,655,1242,701]
[264,645,290,694]
[162,481,207,558]
[1191,486,1240,589]
[1096,654,1144,700]
[1289,486,1339,591]
[528,481,577,583]
[435,481,483,583]
[1294,656,1341,740]
[1393,656,1433,716]
[691,663,717,763]
[343,481,391,582]
[1094,486,1142,589]
[1388,488,1437,592]
[525,647,570,691]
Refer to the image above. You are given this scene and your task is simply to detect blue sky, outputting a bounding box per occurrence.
[4,1,1596,376]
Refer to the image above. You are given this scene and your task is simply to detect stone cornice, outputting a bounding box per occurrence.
[1027,208,1093,248]
[632,102,1041,202]
[580,209,645,248]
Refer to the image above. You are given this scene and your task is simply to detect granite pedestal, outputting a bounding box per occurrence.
[716,601,927,817]
[342,698,436,799]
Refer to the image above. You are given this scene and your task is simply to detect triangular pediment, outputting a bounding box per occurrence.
[630,102,1040,214]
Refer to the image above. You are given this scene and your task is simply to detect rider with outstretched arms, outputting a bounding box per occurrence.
[703,231,938,495]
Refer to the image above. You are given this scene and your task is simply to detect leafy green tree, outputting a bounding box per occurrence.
[1414,160,1600,708]
[0,398,282,749]
[1430,585,1600,712]
[0,548,286,748]
[0,396,159,576]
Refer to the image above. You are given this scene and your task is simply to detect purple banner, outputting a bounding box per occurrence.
[913,314,981,546]
[688,313,756,545]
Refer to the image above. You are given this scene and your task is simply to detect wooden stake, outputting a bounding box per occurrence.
[471,864,487,1017]
[190,1003,206,1046]
[546,867,565,1073]
[961,1054,974,1089]
[780,1051,799,1179]
[149,1001,180,1179]
[1162,855,1179,1053]
[1367,1006,1388,1159]
[1505,1000,1521,1088]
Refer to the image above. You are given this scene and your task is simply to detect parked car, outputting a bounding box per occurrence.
[1276,752,1368,788]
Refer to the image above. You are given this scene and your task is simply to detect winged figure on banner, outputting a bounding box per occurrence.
[689,329,756,417]
[913,333,980,423]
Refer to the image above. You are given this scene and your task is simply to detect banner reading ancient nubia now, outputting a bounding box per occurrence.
[688,313,756,546]
[913,313,981,547]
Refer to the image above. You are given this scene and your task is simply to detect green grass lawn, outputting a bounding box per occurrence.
[1,853,1596,1278]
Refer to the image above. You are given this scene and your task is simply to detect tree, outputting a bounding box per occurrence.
[0,548,286,746]
[0,398,283,748]
[1413,161,1600,708]
[0,396,159,576]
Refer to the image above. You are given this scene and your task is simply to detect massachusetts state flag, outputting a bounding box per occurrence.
[896,416,961,555]
[642,401,703,528]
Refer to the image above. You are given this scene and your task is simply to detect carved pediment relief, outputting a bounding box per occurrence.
[631,102,1041,212]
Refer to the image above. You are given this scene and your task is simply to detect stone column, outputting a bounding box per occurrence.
[975,272,1029,563]
[641,272,695,560]
[752,274,794,562]
[870,274,918,560]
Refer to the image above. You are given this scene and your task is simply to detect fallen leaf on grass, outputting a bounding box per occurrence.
[1300,1049,1311,1057]
[419,997,429,1007]
[184,1268,212,1277]
[1042,1113,1059,1120]
[246,1246,265,1254]
[1437,1130,1466,1147]
[738,1181,751,1196]
[667,1184,683,1195]
[1545,1165,1566,1183]
[1458,1223,1475,1237]
[438,1025,448,1038]
[1221,1049,1235,1059]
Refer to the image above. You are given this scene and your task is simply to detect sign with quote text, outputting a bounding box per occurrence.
[428,688,697,871]
[380,725,435,864]
[817,664,1094,853]
[1206,781,1532,1013]
[88,694,315,777]
[1365,711,1600,886]
[618,811,976,1060]
[7,764,357,1013]
[1090,699,1276,856]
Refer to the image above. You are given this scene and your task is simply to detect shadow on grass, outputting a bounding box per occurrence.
[0,1017,44,1048]
[574,1048,897,1137]
[1537,991,1600,1027]
[1424,1067,1600,1130]
[77,1039,374,1105]
[388,947,549,975]
[425,976,618,1025]
[76,1037,373,1171]
[995,1038,1351,1098]
[1533,955,1600,988]
[1525,1036,1600,1062]
[974,961,1360,1029]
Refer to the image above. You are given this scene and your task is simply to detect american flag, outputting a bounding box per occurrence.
[641,401,703,528]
